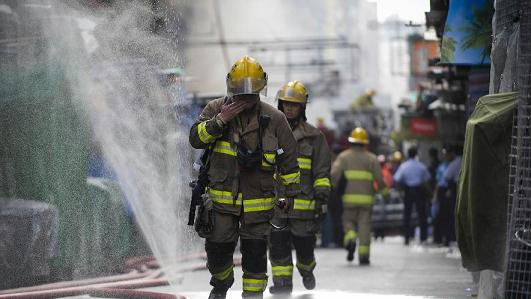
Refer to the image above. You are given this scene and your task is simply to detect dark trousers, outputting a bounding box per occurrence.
[432,187,447,244]
[445,183,457,245]
[269,229,316,284]
[434,186,456,246]
[403,186,428,244]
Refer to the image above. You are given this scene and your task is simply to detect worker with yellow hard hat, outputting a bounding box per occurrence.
[268,81,332,294]
[390,150,403,175]
[330,127,387,265]
[189,56,300,299]
[352,89,376,108]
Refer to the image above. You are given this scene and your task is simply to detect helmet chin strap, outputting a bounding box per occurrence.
[288,116,300,129]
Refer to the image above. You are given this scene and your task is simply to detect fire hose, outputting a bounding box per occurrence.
[0,254,242,299]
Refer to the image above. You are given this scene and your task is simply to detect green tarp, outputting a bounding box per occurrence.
[0,49,91,278]
[457,91,517,272]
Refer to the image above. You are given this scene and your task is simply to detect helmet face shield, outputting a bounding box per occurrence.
[226,56,268,97]
[227,76,267,97]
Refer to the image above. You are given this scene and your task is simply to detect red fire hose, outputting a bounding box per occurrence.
[88,287,185,299]
[0,253,241,299]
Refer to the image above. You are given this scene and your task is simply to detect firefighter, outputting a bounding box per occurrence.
[352,89,376,108]
[331,127,387,265]
[189,56,300,299]
[268,81,331,294]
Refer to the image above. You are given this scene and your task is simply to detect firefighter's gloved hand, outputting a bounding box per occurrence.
[314,201,328,220]
[313,192,328,220]
[277,197,293,213]
[309,199,327,234]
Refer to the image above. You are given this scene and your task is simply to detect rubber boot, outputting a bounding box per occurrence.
[346,240,356,262]
[242,291,264,299]
[302,272,316,290]
[208,273,234,299]
[359,255,370,266]
[269,277,293,295]
[208,288,228,299]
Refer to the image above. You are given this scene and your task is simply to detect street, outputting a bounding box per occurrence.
[153,237,473,299]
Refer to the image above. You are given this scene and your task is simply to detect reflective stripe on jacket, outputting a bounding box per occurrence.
[284,121,332,219]
[331,147,385,207]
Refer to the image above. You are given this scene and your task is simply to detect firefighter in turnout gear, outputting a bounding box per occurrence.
[189,56,301,299]
[268,81,332,294]
[331,127,387,265]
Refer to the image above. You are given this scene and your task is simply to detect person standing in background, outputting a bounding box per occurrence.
[393,147,431,245]
[432,147,449,245]
[443,145,462,247]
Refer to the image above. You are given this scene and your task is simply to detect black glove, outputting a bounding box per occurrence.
[313,192,328,221]
[315,201,327,220]
[276,197,293,213]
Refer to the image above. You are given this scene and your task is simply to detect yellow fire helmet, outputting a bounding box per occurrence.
[391,151,403,162]
[276,80,309,104]
[348,127,369,144]
[226,56,267,97]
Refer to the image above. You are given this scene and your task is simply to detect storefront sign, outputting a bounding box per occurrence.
[410,118,438,136]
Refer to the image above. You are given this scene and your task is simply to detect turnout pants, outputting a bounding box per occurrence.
[205,211,270,296]
[268,219,317,286]
[342,206,372,259]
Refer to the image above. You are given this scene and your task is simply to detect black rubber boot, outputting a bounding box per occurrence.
[208,288,228,299]
[346,240,356,262]
[242,291,264,298]
[359,256,370,266]
[302,272,316,290]
[208,276,233,299]
[269,277,293,295]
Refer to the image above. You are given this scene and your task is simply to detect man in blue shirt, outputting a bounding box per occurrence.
[393,147,431,245]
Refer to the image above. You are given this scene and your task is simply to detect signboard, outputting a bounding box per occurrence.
[409,117,438,137]
[440,0,494,65]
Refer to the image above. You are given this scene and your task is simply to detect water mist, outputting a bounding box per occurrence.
[31,0,198,284]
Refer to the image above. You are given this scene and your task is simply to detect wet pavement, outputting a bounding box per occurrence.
[60,237,474,299]
[161,237,472,299]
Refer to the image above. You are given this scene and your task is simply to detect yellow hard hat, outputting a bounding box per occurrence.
[366,88,376,97]
[276,80,308,104]
[348,127,369,144]
[226,56,267,96]
[391,151,403,162]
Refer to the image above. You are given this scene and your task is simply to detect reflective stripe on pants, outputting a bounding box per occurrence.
[272,265,293,278]
[242,278,267,292]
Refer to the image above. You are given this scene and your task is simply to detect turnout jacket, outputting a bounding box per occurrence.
[331,147,385,207]
[189,97,300,224]
[287,121,331,219]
